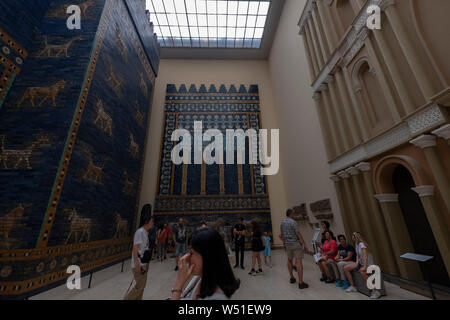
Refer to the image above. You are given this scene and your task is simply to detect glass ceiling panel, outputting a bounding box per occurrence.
[146,0,271,48]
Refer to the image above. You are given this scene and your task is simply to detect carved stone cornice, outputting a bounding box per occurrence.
[345,166,360,176]
[329,174,340,182]
[337,170,350,179]
[328,104,448,173]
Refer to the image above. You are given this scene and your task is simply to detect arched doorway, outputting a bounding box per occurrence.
[392,165,450,287]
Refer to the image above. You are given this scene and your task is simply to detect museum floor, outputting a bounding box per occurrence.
[31,250,428,300]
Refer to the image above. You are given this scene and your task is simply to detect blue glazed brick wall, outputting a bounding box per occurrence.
[0,0,159,298]
[154,84,272,238]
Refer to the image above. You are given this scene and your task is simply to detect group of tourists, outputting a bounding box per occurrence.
[124,204,380,300]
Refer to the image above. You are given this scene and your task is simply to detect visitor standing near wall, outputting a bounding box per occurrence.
[173,218,187,271]
[157,224,168,262]
[263,231,272,268]
[280,209,310,289]
[124,213,155,300]
[248,219,264,275]
[233,217,247,269]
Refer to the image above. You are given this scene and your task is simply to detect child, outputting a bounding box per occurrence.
[263,231,272,268]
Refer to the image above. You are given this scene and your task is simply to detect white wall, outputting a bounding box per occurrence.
[139,59,289,245]
[268,0,345,241]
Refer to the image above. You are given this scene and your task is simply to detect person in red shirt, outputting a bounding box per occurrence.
[317,231,338,283]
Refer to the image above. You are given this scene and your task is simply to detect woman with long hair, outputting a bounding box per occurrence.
[344,232,380,299]
[170,227,240,300]
[248,219,264,276]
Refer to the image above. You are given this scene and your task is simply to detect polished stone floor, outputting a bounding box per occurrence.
[31,250,428,300]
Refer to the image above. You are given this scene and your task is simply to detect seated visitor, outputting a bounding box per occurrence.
[333,234,356,289]
[317,231,338,283]
[170,227,240,300]
[344,232,381,299]
[318,221,332,279]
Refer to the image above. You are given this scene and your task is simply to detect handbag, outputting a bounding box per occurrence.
[139,249,152,264]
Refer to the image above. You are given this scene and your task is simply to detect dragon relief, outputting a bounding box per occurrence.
[0,135,50,170]
[36,35,84,58]
[105,57,123,98]
[80,146,107,184]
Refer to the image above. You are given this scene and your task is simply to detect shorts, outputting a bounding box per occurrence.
[175,242,187,257]
[285,244,304,260]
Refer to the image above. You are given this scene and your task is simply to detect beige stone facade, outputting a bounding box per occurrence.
[298,0,450,287]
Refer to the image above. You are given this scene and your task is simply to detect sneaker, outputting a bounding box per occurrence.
[370,290,381,299]
[174,266,179,271]
[341,281,349,290]
[298,282,309,289]
[325,278,335,284]
[336,280,342,287]
[256,268,262,274]
[320,275,327,282]
[241,265,245,270]
[233,264,239,269]
[290,277,296,284]
[345,286,357,293]
[248,269,256,276]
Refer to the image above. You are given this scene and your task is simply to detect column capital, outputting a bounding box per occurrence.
[345,166,360,176]
[337,170,350,179]
[432,124,450,141]
[312,92,322,100]
[355,162,371,172]
[380,0,396,11]
[410,134,437,149]
[329,174,340,182]
[374,194,399,203]
[411,185,435,197]
[325,75,335,83]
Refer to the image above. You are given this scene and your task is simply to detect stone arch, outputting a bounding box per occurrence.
[373,154,432,194]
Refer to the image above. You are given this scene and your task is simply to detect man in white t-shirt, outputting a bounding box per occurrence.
[124,215,155,300]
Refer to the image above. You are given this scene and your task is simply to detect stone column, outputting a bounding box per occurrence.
[330,174,353,239]
[305,23,320,77]
[300,29,317,80]
[342,66,369,140]
[372,28,416,115]
[316,0,339,49]
[326,76,351,151]
[355,162,399,275]
[345,166,383,269]
[364,34,402,123]
[374,194,422,280]
[200,164,206,195]
[432,124,450,146]
[337,170,363,233]
[307,14,325,68]
[311,2,331,60]
[321,85,343,155]
[411,185,450,276]
[410,135,450,213]
[335,69,361,145]
[313,92,335,158]
[181,164,188,195]
[382,0,436,100]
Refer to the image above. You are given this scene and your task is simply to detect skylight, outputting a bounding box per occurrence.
[146,0,271,48]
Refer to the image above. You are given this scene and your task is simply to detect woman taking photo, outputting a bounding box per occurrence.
[170,227,240,300]
[248,219,264,276]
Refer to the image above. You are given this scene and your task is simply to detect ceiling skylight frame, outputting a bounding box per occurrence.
[147,0,272,49]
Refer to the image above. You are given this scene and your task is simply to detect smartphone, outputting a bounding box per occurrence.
[140,268,146,275]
